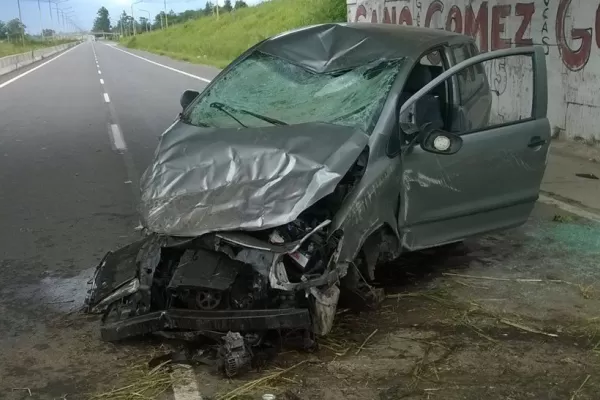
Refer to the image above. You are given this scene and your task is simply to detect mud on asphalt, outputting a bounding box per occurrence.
[3,202,600,400]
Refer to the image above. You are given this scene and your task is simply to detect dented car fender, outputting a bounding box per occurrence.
[329,150,404,274]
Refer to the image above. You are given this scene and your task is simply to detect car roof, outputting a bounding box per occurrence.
[257,23,472,73]
[339,22,470,52]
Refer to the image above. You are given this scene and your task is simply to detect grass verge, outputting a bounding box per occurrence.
[121,0,347,68]
[0,39,77,58]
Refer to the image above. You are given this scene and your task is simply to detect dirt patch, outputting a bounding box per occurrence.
[5,203,600,400]
[182,205,600,400]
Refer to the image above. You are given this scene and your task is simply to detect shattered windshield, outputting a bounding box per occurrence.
[183,52,403,133]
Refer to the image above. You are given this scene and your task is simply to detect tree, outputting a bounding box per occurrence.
[153,12,165,29]
[42,28,55,37]
[0,21,7,40]
[115,11,133,36]
[234,1,248,9]
[5,19,25,40]
[223,0,233,12]
[139,17,150,32]
[93,7,111,33]
[179,9,202,22]
[203,1,214,16]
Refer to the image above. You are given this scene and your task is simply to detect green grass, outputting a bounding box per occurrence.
[122,0,347,68]
[0,39,77,58]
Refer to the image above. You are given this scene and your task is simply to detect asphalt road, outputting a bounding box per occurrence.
[0,40,219,399]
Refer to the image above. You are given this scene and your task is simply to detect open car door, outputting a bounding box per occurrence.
[398,46,550,250]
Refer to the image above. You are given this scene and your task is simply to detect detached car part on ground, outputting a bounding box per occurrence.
[85,23,551,373]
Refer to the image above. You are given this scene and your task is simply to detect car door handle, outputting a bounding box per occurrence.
[527,136,547,148]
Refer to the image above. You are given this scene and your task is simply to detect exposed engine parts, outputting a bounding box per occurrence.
[217,332,254,378]
[83,148,372,377]
[195,289,222,310]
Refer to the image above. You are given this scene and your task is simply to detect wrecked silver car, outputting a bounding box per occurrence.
[85,23,550,358]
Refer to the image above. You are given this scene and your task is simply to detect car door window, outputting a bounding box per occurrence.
[399,48,540,136]
[452,45,482,104]
[399,48,451,135]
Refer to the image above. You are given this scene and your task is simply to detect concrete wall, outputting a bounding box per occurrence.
[347,0,600,143]
[0,42,79,77]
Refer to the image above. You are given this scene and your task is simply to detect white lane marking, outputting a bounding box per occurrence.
[104,44,211,83]
[538,194,600,224]
[103,93,110,103]
[110,124,127,151]
[171,366,203,400]
[100,78,105,84]
[98,70,102,75]
[0,44,80,89]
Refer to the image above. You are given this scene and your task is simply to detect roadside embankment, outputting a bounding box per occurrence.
[121,0,346,68]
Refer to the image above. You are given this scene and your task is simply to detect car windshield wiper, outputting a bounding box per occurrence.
[210,102,288,126]
[209,102,247,128]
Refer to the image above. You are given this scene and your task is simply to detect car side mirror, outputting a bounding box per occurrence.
[180,89,200,110]
[419,126,463,155]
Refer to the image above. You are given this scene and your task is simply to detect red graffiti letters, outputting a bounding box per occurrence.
[446,6,463,33]
[425,0,443,27]
[355,4,366,22]
[353,0,600,71]
[465,3,489,52]
[399,6,413,25]
[383,6,397,24]
[515,3,535,46]
[556,0,592,71]
[596,4,600,49]
[491,5,511,50]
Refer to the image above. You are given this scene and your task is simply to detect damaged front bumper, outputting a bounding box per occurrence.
[100,308,311,342]
[85,221,343,342]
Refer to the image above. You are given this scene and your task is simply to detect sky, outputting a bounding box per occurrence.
[0,0,262,34]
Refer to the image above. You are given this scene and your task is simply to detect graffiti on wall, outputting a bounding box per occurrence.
[352,0,600,71]
[349,0,600,141]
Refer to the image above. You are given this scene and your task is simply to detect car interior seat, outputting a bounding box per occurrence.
[399,64,445,131]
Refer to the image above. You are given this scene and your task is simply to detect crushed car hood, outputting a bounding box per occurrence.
[140,121,369,236]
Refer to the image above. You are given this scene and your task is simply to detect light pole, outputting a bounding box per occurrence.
[50,0,69,39]
[120,13,125,38]
[164,0,169,28]
[37,0,45,40]
[62,7,73,31]
[54,4,72,34]
[16,0,25,45]
[48,0,53,34]
[139,9,151,32]
[131,0,143,36]
[64,12,75,33]
[216,0,219,20]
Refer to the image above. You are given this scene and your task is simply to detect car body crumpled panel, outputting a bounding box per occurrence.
[139,121,369,237]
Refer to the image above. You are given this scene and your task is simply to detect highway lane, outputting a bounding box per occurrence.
[0,41,139,399]
[92,41,219,172]
[0,40,217,399]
